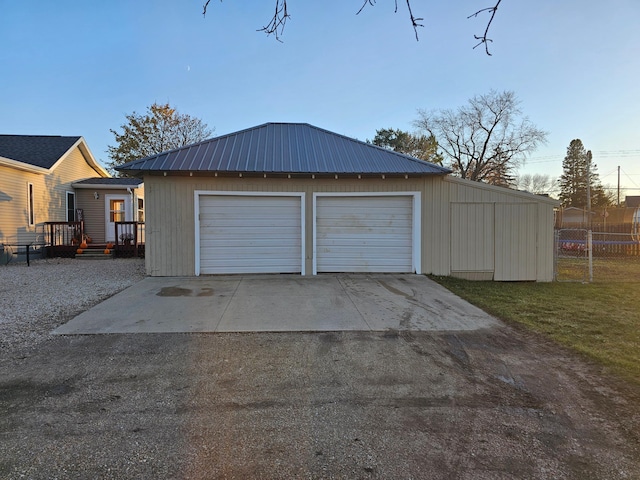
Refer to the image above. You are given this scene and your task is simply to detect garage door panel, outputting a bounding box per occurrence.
[199,195,302,274]
[316,196,414,273]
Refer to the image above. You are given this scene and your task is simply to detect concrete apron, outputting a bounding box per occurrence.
[53,274,500,335]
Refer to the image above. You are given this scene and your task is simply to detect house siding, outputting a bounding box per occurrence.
[144,174,557,281]
[0,147,106,245]
[75,185,144,243]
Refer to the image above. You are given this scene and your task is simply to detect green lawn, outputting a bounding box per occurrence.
[557,256,640,282]
[430,276,640,385]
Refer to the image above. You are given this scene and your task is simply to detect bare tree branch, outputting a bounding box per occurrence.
[468,0,502,55]
[405,0,424,41]
[204,1,502,53]
[357,0,423,41]
[414,90,548,187]
[356,0,376,16]
[202,0,212,16]
[258,0,290,42]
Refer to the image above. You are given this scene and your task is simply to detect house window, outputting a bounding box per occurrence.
[27,183,34,226]
[137,198,144,222]
[66,192,76,222]
[109,199,125,222]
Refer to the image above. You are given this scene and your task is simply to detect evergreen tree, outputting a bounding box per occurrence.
[558,139,611,208]
[370,128,442,164]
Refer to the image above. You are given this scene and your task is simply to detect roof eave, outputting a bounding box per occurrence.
[72,182,144,189]
[122,168,450,177]
[0,156,50,174]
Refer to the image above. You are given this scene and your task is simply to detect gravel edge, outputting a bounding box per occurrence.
[0,257,146,354]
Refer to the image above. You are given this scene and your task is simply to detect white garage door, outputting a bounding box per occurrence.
[315,195,414,273]
[199,195,302,274]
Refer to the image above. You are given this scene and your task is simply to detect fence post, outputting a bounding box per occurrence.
[554,230,559,281]
[587,230,593,283]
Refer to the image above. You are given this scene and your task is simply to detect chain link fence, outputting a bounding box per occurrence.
[555,229,640,282]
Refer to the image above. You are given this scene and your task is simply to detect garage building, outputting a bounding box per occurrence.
[118,123,557,281]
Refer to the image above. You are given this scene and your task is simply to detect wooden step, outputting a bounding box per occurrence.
[75,248,114,260]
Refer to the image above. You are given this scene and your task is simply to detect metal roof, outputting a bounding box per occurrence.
[117,123,451,176]
[0,135,81,169]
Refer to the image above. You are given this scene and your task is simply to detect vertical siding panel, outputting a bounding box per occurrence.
[495,204,537,281]
[536,204,555,281]
[450,203,494,276]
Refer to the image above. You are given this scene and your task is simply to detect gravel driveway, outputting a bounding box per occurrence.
[0,258,146,354]
[1,259,639,479]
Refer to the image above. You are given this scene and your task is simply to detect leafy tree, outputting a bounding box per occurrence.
[370,128,442,164]
[107,103,213,175]
[414,90,547,188]
[558,139,612,208]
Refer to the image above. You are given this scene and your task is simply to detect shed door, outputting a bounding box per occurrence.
[450,203,495,276]
[315,196,413,273]
[495,204,537,281]
[199,195,302,274]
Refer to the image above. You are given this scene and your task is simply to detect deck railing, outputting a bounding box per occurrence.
[43,221,145,258]
[115,221,145,257]
[45,221,83,247]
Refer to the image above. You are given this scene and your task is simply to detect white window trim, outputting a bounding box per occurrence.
[65,191,76,222]
[312,191,422,275]
[194,191,306,276]
[27,182,35,226]
[137,197,145,222]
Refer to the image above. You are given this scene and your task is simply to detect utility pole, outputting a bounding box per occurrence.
[617,165,620,207]
[586,150,593,283]
[586,150,592,227]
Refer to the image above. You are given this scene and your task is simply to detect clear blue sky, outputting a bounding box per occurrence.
[2,1,639,197]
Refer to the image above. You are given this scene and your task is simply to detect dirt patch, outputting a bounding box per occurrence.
[157,286,215,297]
[1,326,639,479]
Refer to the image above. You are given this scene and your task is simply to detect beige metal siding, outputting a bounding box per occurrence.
[536,204,555,282]
[423,176,557,281]
[494,203,538,281]
[144,174,557,280]
[144,176,423,276]
[450,203,494,275]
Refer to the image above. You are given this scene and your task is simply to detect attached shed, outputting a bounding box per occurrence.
[118,122,557,281]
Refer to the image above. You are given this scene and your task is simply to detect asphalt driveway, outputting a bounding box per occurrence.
[3,262,640,479]
[53,274,499,334]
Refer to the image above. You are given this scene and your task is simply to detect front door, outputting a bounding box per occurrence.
[105,195,131,242]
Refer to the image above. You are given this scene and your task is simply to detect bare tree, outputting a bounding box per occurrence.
[516,173,558,195]
[202,1,503,53]
[414,90,547,187]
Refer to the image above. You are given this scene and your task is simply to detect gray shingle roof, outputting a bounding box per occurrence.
[0,135,81,169]
[117,123,451,176]
[73,177,143,186]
